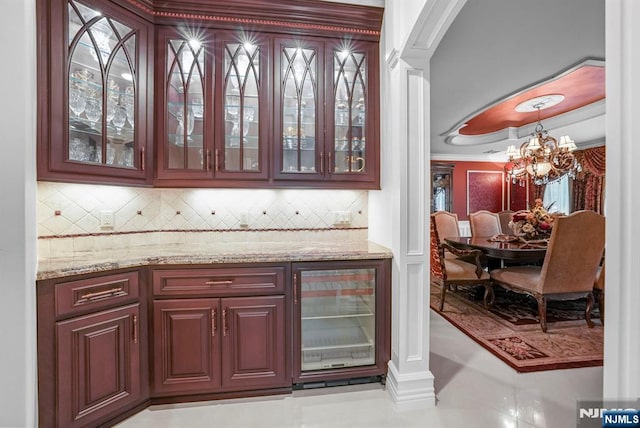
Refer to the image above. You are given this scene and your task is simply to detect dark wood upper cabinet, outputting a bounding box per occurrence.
[273,37,379,187]
[37,0,382,189]
[37,0,154,185]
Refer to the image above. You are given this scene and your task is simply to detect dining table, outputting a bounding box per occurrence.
[444,236,548,264]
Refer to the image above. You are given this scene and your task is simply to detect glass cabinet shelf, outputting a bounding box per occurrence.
[301,318,375,370]
[301,296,374,319]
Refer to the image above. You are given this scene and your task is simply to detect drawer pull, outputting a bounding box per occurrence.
[204,280,233,286]
[211,308,217,337]
[78,287,125,302]
[222,308,228,336]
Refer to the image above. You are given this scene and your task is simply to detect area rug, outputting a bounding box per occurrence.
[430,283,604,372]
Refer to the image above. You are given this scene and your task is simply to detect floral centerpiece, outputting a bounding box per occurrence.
[509,199,556,240]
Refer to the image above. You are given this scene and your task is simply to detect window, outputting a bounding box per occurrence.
[543,175,571,214]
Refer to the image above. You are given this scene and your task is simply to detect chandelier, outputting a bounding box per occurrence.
[504,98,580,185]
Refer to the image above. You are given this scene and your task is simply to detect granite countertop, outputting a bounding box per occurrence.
[37,240,393,281]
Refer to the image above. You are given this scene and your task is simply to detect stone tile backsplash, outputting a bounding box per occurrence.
[37,182,369,259]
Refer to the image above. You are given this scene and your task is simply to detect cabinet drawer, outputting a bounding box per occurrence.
[153,266,286,297]
[55,271,140,318]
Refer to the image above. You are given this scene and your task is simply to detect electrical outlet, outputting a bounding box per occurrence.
[239,211,249,227]
[100,210,114,229]
[332,211,351,225]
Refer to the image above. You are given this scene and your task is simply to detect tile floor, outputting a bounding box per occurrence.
[116,310,603,428]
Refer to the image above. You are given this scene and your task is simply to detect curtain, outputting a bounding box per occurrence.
[572,146,606,214]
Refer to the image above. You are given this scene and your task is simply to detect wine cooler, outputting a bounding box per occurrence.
[292,260,390,385]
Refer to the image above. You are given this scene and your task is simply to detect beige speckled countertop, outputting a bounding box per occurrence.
[37,240,393,281]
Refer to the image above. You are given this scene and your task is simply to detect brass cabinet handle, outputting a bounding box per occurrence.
[206,149,211,172]
[328,151,332,173]
[79,287,125,302]
[222,308,228,336]
[141,147,145,171]
[204,280,233,286]
[132,314,138,344]
[320,152,324,173]
[293,273,298,304]
[215,149,220,171]
[211,308,217,337]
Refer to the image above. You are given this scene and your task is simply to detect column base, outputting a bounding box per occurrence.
[386,361,436,409]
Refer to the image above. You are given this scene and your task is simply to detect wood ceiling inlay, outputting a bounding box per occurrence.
[459,65,605,136]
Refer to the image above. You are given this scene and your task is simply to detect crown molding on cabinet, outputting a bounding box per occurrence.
[115,0,383,39]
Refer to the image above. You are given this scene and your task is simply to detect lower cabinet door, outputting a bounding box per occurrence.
[56,304,141,428]
[152,298,221,395]
[221,295,288,390]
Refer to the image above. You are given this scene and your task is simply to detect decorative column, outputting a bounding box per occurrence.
[603,0,640,401]
[368,0,467,407]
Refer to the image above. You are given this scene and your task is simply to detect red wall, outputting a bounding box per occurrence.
[433,160,509,220]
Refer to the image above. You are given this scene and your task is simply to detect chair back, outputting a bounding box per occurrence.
[432,211,460,242]
[469,210,501,237]
[539,210,605,294]
[429,215,445,279]
[498,210,514,234]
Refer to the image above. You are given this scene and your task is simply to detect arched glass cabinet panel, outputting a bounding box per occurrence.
[279,44,320,175]
[333,50,367,174]
[223,42,260,172]
[165,39,205,170]
[67,0,137,168]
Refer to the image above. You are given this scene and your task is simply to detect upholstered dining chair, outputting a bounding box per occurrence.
[490,210,605,332]
[432,210,461,243]
[469,210,502,237]
[430,214,493,311]
[593,262,605,325]
[498,210,514,235]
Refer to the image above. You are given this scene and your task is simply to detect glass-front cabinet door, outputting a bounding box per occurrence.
[39,0,152,183]
[156,30,269,182]
[292,260,390,384]
[274,38,325,181]
[326,41,379,185]
[217,36,268,180]
[156,28,212,181]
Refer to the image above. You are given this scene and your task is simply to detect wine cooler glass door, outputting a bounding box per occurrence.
[300,268,376,372]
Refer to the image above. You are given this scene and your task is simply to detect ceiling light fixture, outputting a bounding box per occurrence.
[504,96,580,185]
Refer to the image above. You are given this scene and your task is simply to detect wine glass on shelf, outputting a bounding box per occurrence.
[84,98,101,130]
[69,88,86,120]
[175,107,184,146]
[106,100,116,123]
[192,96,204,118]
[125,103,135,128]
[186,108,194,142]
[112,106,127,135]
[242,109,254,137]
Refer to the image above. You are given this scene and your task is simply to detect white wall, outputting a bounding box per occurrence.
[0,0,38,426]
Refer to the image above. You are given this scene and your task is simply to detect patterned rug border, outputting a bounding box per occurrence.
[431,284,603,373]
